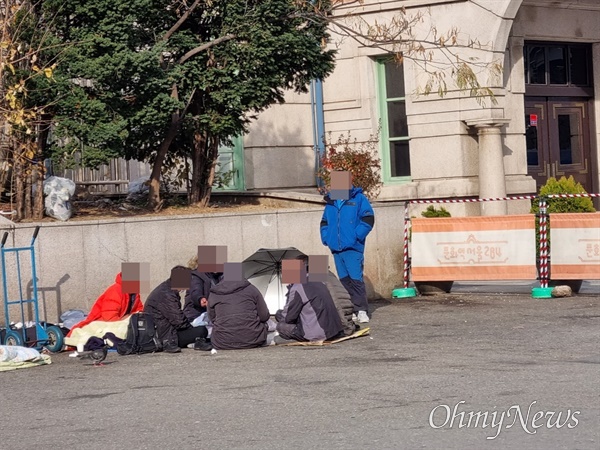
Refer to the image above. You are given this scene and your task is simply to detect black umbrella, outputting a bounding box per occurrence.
[242,247,307,313]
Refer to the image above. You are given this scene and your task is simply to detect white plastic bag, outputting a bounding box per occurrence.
[0,345,43,363]
[126,177,150,201]
[43,176,76,221]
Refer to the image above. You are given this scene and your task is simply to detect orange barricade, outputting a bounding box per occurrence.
[411,215,538,281]
[549,213,600,280]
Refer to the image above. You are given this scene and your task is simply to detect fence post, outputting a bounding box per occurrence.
[392,201,416,298]
[532,196,553,298]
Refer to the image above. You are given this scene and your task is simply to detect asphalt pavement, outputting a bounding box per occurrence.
[1,285,599,450]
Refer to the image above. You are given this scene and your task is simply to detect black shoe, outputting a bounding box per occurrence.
[194,337,212,351]
[162,340,181,353]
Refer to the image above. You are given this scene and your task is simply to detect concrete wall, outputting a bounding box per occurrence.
[0,204,407,324]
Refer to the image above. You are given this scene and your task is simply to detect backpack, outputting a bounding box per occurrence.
[117,312,163,355]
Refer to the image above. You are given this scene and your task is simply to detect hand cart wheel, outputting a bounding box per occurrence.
[44,325,64,353]
[4,330,24,346]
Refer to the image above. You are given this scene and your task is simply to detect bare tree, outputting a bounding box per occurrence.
[0,0,63,221]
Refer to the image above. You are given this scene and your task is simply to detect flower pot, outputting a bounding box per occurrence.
[414,281,454,295]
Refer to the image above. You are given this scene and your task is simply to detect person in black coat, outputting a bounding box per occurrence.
[144,266,209,353]
[208,277,271,350]
[183,270,223,322]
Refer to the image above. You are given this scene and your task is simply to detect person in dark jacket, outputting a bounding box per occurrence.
[320,172,374,324]
[144,266,209,353]
[275,281,343,342]
[183,270,223,322]
[183,255,223,322]
[208,278,271,350]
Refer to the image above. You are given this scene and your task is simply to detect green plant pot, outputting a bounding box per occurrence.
[414,281,454,295]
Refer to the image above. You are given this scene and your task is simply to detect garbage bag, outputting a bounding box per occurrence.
[126,177,149,201]
[43,176,76,221]
[60,309,88,330]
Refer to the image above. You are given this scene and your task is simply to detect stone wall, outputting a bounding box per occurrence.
[0,203,406,324]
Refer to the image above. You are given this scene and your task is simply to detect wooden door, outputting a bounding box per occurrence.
[526,99,592,192]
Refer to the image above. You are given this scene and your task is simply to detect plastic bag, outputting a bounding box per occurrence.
[43,176,76,221]
[60,309,88,329]
[126,177,150,201]
[0,345,44,363]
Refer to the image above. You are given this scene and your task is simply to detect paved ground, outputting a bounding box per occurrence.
[1,285,599,450]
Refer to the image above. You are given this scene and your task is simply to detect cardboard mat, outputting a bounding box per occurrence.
[279,327,370,346]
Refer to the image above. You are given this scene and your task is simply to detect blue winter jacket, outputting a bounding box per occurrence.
[320,186,375,253]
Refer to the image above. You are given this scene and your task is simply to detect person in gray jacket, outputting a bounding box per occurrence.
[275,281,343,342]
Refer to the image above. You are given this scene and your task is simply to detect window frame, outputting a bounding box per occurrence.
[376,58,412,184]
[524,42,593,97]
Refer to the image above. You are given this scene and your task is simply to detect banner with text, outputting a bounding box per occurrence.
[411,215,537,281]
[550,213,600,280]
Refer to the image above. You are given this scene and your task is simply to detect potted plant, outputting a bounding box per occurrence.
[412,205,454,295]
[530,176,596,293]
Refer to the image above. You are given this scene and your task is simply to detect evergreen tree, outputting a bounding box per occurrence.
[44,0,336,208]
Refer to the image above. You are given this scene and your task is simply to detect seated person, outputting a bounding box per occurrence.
[183,255,223,322]
[144,266,210,353]
[67,272,143,336]
[326,270,359,337]
[275,276,344,343]
[294,255,358,337]
[208,262,271,350]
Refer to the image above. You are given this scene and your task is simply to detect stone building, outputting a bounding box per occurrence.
[231,0,600,215]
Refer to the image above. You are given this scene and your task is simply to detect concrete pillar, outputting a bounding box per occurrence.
[466,119,511,216]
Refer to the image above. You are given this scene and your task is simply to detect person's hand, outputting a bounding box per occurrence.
[200,298,208,307]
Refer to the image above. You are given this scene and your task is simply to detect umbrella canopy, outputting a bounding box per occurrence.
[242,247,307,314]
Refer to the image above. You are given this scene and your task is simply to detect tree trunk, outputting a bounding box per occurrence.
[189,131,205,204]
[14,143,25,222]
[197,136,219,208]
[148,116,180,210]
[148,84,188,211]
[24,170,32,219]
[33,164,43,220]
[33,126,48,220]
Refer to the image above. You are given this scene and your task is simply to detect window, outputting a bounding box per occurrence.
[525,43,591,86]
[378,59,411,181]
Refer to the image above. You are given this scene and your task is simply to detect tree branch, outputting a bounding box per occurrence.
[163,0,203,42]
[177,33,236,65]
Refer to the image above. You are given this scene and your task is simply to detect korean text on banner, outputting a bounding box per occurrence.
[550,213,600,280]
[411,215,537,281]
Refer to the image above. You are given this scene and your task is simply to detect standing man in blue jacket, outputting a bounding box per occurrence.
[320,171,375,323]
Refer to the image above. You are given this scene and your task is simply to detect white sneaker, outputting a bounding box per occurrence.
[357,311,370,323]
[352,313,358,322]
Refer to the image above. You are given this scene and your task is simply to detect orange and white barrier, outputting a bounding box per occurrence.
[411,215,537,281]
[550,213,600,280]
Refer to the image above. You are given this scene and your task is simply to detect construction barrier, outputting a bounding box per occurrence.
[549,212,600,280]
[392,194,599,299]
[411,215,537,281]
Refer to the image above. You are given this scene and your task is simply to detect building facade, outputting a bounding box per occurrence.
[237,0,599,215]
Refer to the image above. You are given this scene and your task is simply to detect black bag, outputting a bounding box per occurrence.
[117,313,162,355]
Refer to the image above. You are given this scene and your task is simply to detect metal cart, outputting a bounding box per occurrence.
[1,226,64,352]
